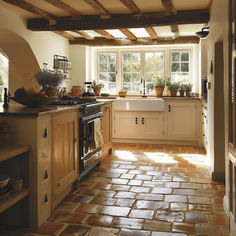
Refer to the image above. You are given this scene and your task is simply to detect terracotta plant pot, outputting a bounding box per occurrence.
[93,87,102,96]
[46,86,58,97]
[179,90,185,97]
[155,87,164,97]
[119,91,127,97]
[71,86,82,96]
[186,90,191,97]
[169,88,178,96]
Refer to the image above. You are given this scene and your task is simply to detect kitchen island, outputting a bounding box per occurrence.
[0,102,80,227]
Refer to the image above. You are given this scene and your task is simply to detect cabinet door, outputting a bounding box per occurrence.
[52,111,78,196]
[101,104,111,145]
[141,112,164,138]
[167,102,196,139]
[113,112,139,138]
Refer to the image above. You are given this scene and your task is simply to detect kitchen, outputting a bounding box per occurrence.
[0,0,235,235]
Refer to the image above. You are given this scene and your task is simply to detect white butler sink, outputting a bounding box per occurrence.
[113,98,164,111]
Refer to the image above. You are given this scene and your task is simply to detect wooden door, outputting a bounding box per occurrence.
[167,102,196,139]
[52,111,78,198]
[227,0,236,233]
[113,111,139,138]
[141,112,164,138]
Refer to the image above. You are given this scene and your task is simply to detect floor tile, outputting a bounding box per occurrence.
[119,228,151,236]
[59,224,91,236]
[113,217,144,229]
[90,197,116,206]
[185,212,206,223]
[85,215,113,227]
[172,222,195,234]
[76,203,102,214]
[100,206,131,216]
[170,203,188,211]
[115,198,135,207]
[151,187,172,194]
[164,195,187,203]
[114,191,136,199]
[136,193,163,201]
[35,221,64,235]
[136,200,169,210]
[129,209,154,219]
[155,210,184,222]
[130,186,150,193]
[143,219,171,231]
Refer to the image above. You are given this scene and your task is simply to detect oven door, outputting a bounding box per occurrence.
[81,116,103,158]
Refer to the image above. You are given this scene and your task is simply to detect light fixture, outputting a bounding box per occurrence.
[196,26,209,39]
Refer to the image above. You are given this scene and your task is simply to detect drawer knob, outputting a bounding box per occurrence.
[44,170,48,179]
[44,128,48,138]
[44,193,48,203]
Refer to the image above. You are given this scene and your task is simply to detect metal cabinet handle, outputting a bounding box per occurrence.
[43,128,48,138]
[135,117,138,124]
[44,170,48,179]
[142,117,144,124]
[168,105,171,112]
[44,193,48,203]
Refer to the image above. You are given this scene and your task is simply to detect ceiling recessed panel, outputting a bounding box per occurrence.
[153,26,174,38]
[178,24,206,36]
[172,0,212,10]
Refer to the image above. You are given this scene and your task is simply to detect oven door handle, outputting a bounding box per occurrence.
[87,117,102,124]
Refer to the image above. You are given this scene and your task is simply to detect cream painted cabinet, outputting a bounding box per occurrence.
[51,110,78,207]
[113,111,164,139]
[167,101,197,139]
[113,111,139,138]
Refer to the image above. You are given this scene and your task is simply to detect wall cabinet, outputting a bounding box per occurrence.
[113,111,164,139]
[51,111,78,206]
[167,101,197,139]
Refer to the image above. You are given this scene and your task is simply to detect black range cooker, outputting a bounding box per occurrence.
[51,96,104,180]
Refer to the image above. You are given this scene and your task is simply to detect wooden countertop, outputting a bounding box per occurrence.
[0,102,81,117]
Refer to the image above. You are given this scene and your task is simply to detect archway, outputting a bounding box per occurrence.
[0,28,40,95]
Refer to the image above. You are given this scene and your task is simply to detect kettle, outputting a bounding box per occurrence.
[82,82,96,97]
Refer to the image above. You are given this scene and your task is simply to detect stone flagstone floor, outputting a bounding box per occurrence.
[29,143,229,236]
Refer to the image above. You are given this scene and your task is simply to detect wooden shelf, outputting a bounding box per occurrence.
[0,145,30,162]
[0,188,30,214]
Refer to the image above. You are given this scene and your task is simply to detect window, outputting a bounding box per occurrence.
[122,53,141,93]
[171,51,190,82]
[145,52,164,92]
[98,52,117,93]
[95,46,194,94]
[0,53,8,102]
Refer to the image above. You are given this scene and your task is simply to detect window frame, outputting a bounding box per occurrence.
[169,49,192,84]
[94,46,194,95]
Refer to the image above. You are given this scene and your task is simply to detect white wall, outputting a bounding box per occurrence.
[0,5,70,91]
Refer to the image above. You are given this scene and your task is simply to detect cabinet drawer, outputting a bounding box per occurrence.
[38,158,51,185]
[38,180,51,226]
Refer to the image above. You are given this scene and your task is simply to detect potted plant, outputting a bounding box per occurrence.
[34,70,63,96]
[119,88,128,97]
[167,82,180,96]
[154,78,165,97]
[91,80,104,96]
[179,83,186,97]
[185,83,193,97]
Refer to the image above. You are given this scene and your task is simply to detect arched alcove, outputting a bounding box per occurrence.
[0,27,40,94]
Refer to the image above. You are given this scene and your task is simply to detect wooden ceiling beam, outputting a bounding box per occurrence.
[3,0,55,20]
[161,0,176,15]
[83,0,110,18]
[69,36,200,46]
[44,0,81,18]
[119,28,137,40]
[171,25,179,38]
[94,30,115,39]
[54,31,75,40]
[27,9,210,31]
[145,27,158,39]
[74,31,94,40]
[120,0,141,14]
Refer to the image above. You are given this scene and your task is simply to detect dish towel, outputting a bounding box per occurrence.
[94,118,104,149]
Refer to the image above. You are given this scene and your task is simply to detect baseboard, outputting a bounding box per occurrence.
[112,138,200,146]
[208,166,225,182]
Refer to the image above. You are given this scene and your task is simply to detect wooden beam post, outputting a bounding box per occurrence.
[27,10,210,31]
[145,27,158,39]
[161,0,176,15]
[44,0,81,18]
[70,36,200,46]
[83,0,110,18]
[94,30,115,39]
[54,31,75,40]
[74,31,94,40]
[119,29,137,40]
[120,0,141,14]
